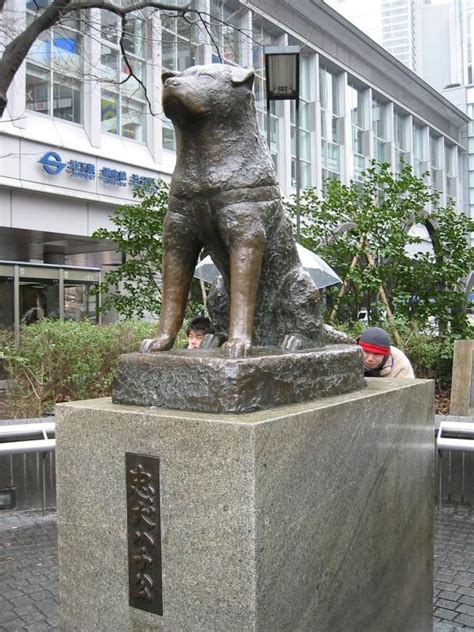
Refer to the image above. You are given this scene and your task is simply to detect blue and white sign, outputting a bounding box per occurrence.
[38,151,67,176]
[38,151,156,189]
[67,160,96,181]
[100,167,127,187]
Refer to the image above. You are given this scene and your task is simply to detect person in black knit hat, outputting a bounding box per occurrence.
[358,326,415,378]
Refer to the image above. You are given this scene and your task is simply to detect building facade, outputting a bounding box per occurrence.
[325,0,417,71]
[0,0,469,328]
[381,0,417,70]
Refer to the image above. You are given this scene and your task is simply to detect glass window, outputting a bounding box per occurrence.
[372,99,385,139]
[252,21,282,169]
[26,0,50,10]
[413,123,425,177]
[0,277,14,330]
[100,44,119,83]
[121,97,146,142]
[446,146,455,178]
[291,56,312,189]
[52,25,82,73]
[53,75,81,122]
[372,97,386,164]
[266,101,279,170]
[100,12,148,142]
[394,110,407,172]
[64,283,98,323]
[123,17,146,57]
[20,279,59,324]
[321,140,341,188]
[161,21,176,73]
[210,0,244,65]
[430,134,441,192]
[348,81,366,181]
[25,6,83,124]
[162,119,175,151]
[320,66,340,120]
[430,134,439,169]
[101,10,119,43]
[27,29,51,66]
[446,145,456,200]
[395,112,406,149]
[319,65,341,182]
[467,6,474,84]
[161,3,202,149]
[101,91,119,135]
[26,63,50,115]
[161,8,202,72]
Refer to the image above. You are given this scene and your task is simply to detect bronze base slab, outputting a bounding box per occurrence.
[112,345,366,414]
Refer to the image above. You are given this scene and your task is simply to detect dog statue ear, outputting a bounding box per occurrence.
[231,67,255,89]
[162,70,179,84]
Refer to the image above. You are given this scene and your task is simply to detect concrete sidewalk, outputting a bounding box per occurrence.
[0,503,473,631]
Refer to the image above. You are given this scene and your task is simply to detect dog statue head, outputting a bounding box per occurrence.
[162,64,255,127]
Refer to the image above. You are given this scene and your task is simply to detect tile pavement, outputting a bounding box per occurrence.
[0,511,57,631]
[434,503,474,631]
[0,503,473,631]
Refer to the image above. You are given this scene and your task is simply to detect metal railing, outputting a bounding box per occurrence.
[0,422,55,515]
[437,419,474,507]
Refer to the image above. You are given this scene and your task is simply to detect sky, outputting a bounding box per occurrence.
[324,0,383,44]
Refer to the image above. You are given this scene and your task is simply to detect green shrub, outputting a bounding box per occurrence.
[403,332,456,393]
[386,315,469,393]
[0,320,157,418]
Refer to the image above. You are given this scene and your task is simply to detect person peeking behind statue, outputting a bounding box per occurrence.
[357,326,415,378]
[186,315,213,349]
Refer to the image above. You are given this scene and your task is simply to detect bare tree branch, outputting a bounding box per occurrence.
[62,1,191,14]
[118,13,156,116]
[193,10,223,63]
[0,0,189,117]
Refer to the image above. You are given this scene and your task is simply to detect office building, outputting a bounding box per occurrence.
[325,0,417,70]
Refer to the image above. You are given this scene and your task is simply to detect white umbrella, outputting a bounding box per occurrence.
[194,244,342,289]
[404,223,435,258]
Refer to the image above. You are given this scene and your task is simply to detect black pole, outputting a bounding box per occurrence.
[295,96,301,242]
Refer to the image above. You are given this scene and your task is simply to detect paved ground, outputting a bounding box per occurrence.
[0,503,473,631]
[0,511,57,631]
[434,503,474,631]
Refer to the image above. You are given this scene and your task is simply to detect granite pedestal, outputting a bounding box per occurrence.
[56,378,434,632]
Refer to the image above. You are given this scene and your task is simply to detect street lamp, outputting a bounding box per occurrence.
[264,45,301,240]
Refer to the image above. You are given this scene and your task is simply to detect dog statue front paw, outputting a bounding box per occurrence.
[221,337,251,358]
[140,334,175,353]
[281,334,313,352]
[200,333,228,350]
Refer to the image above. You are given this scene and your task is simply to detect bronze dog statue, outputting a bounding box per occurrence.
[141,64,325,358]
